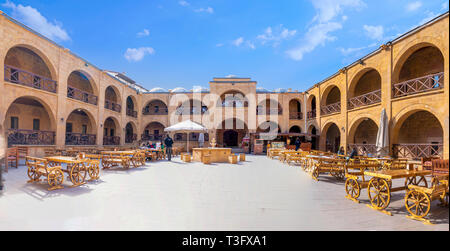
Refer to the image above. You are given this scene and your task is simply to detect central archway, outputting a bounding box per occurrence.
[223,130,239,147]
[216,118,248,148]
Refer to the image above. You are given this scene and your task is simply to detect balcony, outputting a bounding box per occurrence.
[256,108,283,115]
[67,86,98,105]
[348,90,381,110]
[126,108,138,118]
[143,107,169,116]
[347,144,377,156]
[289,112,303,120]
[307,110,317,119]
[105,100,122,113]
[393,72,444,98]
[65,133,96,145]
[393,143,443,160]
[103,136,121,145]
[320,102,341,115]
[4,65,57,93]
[141,134,164,141]
[125,134,138,143]
[7,129,55,145]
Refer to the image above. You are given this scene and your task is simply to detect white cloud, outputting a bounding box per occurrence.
[286,0,365,61]
[339,43,377,55]
[137,29,150,38]
[231,37,255,49]
[232,37,244,47]
[2,0,70,41]
[194,7,214,14]
[286,22,342,61]
[406,1,422,12]
[257,25,297,47]
[363,25,384,40]
[216,43,224,47]
[178,0,190,7]
[124,47,155,62]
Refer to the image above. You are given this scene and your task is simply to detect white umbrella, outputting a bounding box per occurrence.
[376,109,389,157]
[164,120,208,153]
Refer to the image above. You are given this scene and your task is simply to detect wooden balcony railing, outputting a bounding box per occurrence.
[65,133,96,145]
[221,101,249,108]
[105,100,122,113]
[347,144,377,156]
[175,107,208,115]
[4,65,57,93]
[67,86,98,105]
[256,108,283,115]
[321,102,341,115]
[393,143,443,160]
[393,72,444,98]
[141,134,165,141]
[142,107,168,115]
[103,136,121,145]
[289,112,303,120]
[348,90,381,110]
[7,129,55,145]
[126,109,138,118]
[307,110,316,119]
[125,134,138,143]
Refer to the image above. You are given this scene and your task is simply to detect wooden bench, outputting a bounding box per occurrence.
[101,153,131,169]
[310,157,347,181]
[26,157,64,191]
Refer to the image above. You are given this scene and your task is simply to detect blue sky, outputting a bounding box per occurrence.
[1,0,448,91]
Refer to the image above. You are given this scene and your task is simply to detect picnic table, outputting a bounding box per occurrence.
[363,169,431,215]
[45,156,89,187]
[101,150,145,169]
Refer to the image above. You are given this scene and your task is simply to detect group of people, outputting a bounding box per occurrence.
[140,135,175,161]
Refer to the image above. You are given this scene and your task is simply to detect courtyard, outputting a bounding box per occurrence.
[0,155,448,231]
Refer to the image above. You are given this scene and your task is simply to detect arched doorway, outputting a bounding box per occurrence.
[217,119,248,148]
[289,126,301,133]
[348,118,378,155]
[393,45,444,98]
[289,99,302,119]
[309,125,318,150]
[105,86,121,113]
[394,110,443,159]
[126,96,138,118]
[4,97,56,146]
[4,46,57,93]
[103,117,120,145]
[65,109,96,145]
[67,71,98,105]
[307,96,317,119]
[125,122,137,144]
[142,122,165,141]
[224,130,239,147]
[348,69,382,109]
[324,123,340,153]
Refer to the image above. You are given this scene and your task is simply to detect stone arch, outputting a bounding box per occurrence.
[125,121,138,143]
[143,99,168,115]
[218,90,249,107]
[65,108,97,145]
[104,85,122,111]
[320,121,341,153]
[321,85,341,106]
[103,116,122,145]
[348,67,382,99]
[257,98,283,115]
[67,70,99,96]
[142,121,166,141]
[289,125,302,133]
[348,117,379,145]
[216,118,248,147]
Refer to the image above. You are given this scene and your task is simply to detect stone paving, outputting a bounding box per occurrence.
[0,155,448,231]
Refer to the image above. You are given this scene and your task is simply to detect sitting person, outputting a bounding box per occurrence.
[337,146,345,156]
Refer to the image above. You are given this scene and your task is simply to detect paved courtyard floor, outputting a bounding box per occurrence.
[0,155,448,231]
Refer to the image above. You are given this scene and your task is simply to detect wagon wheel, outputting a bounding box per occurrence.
[27,167,40,181]
[405,176,428,190]
[345,178,361,199]
[405,190,431,219]
[334,170,345,180]
[48,162,57,167]
[69,164,87,186]
[312,167,319,180]
[102,161,111,169]
[88,163,100,180]
[48,169,64,188]
[368,178,391,210]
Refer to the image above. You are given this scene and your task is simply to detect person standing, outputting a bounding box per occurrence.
[164,134,174,161]
[294,137,301,151]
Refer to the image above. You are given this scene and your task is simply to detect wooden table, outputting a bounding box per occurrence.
[192,148,232,163]
[145,149,165,160]
[364,169,431,215]
[101,150,145,168]
[45,156,88,187]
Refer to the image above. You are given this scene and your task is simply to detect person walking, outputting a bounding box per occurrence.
[294,137,301,151]
[164,134,174,161]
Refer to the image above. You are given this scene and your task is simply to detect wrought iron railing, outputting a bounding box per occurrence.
[126,109,138,118]
[347,144,377,156]
[65,133,96,145]
[307,110,316,119]
[7,129,55,145]
[348,90,381,110]
[142,107,169,115]
[393,72,444,98]
[103,136,121,145]
[256,108,283,115]
[141,134,165,141]
[321,102,341,115]
[393,144,443,160]
[289,112,303,120]
[125,134,138,143]
[105,100,122,113]
[67,86,98,105]
[4,65,57,93]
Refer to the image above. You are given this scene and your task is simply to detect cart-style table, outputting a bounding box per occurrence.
[364,169,431,215]
[45,156,88,187]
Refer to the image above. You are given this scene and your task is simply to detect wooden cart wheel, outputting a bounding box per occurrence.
[345,178,361,199]
[48,169,64,187]
[88,163,100,180]
[405,190,431,219]
[69,164,87,186]
[27,167,39,180]
[368,178,391,210]
[334,170,345,180]
[405,176,428,190]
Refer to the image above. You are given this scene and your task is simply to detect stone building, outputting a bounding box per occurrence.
[0,10,448,159]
